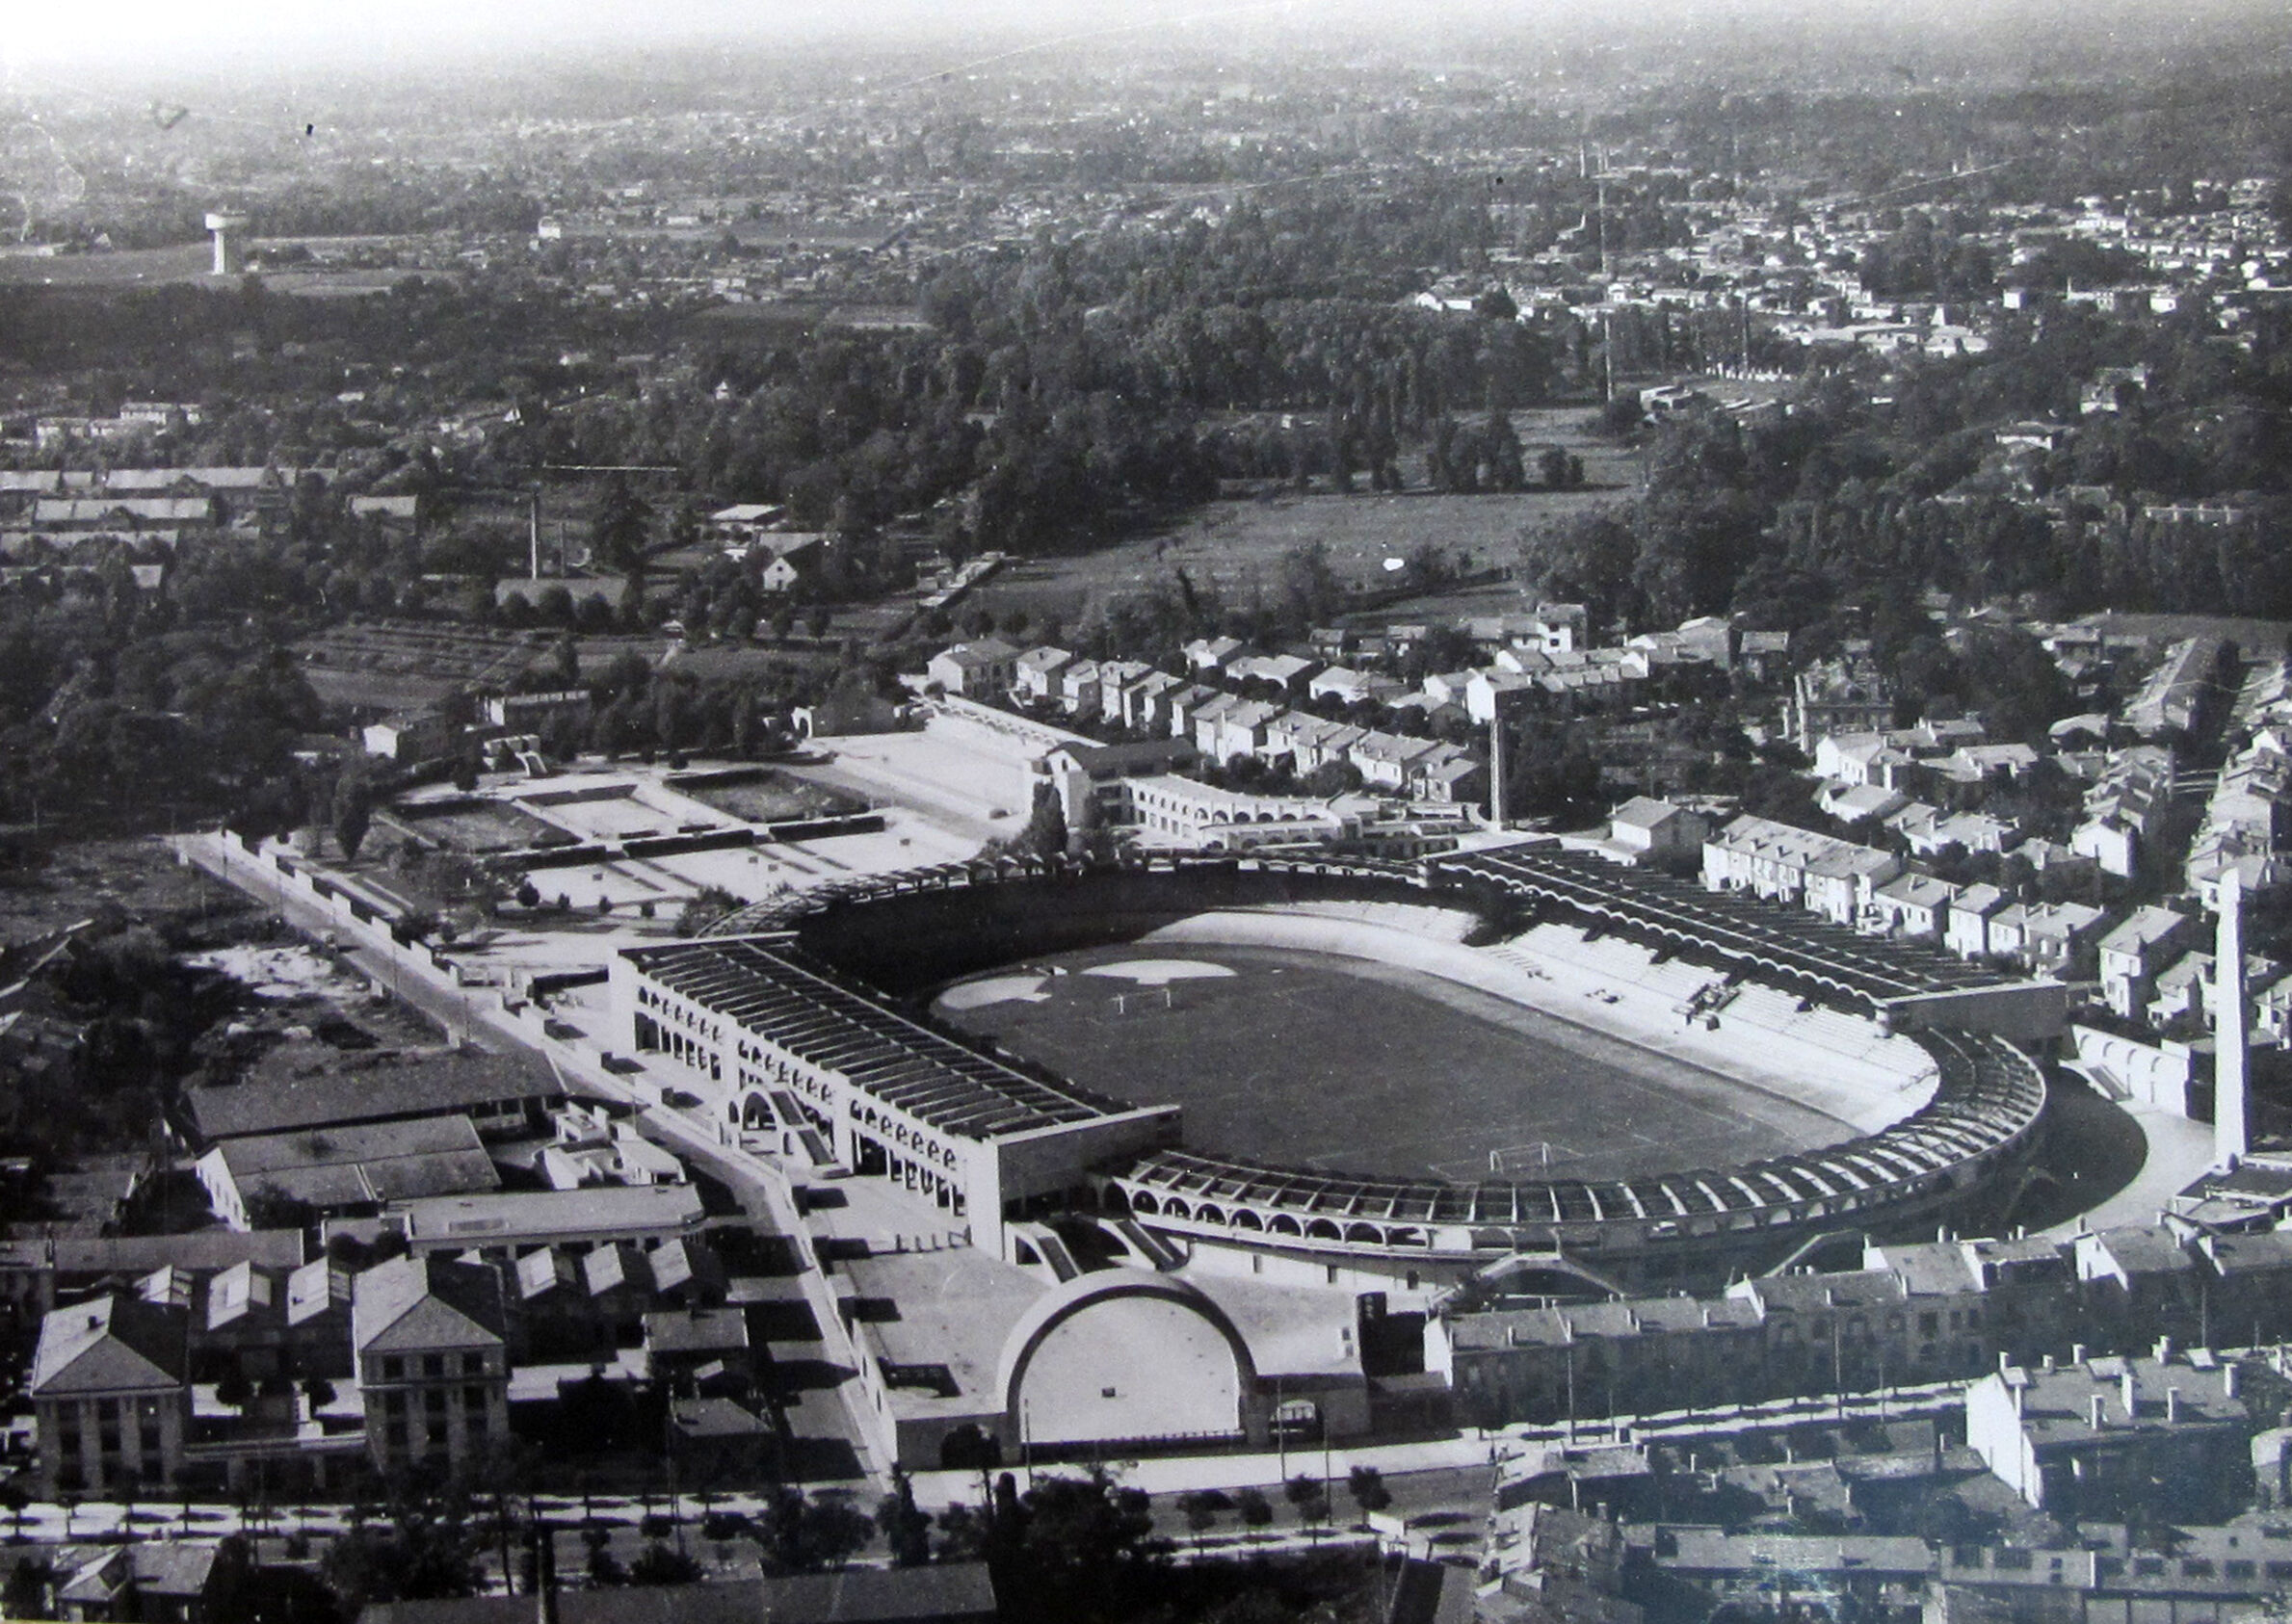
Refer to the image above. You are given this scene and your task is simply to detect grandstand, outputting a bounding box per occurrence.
[611,935,1180,1256]
[1101,1025,2042,1288]
[1434,846,1997,1008]
[663,849,2046,1290]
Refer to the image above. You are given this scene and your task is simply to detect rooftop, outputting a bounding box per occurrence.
[620,937,1141,1140]
[30,1294,188,1396]
[189,1045,562,1141]
[351,1255,507,1355]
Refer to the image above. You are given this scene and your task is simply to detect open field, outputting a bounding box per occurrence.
[936,942,1850,1184]
[0,243,216,287]
[968,486,1625,629]
[0,838,242,943]
[0,243,405,295]
[672,769,867,824]
[956,405,1641,630]
[393,799,564,854]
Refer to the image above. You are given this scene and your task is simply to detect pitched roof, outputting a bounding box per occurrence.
[352,1256,507,1354]
[190,1046,561,1140]
[30,1294,188,1395]
[209,1114,500,1209]
[0,1231,304,1277]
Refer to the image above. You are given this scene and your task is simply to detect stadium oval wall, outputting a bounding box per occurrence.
[612,851,2047,1287]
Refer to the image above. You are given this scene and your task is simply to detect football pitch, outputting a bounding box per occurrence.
[935,943,1853,1184]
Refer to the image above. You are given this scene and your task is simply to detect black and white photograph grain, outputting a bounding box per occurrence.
[0,0,2289,1619]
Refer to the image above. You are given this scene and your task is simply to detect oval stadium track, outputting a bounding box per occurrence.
[672,847,2046,1288]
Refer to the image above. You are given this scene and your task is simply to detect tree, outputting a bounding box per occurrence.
[1007,782,1067,862]
[320,1507,483,1614]
[590,474,654,584]
[0,1478,30,1543]
[628,1543,703,1585]
[1475,284,1520,322]
[875,1471,933,1567]
[997,1470,1169,1622]
[214,1366,255,1412]
[756,1488,872,1575]
[1235,1486,1274,1532]
[674,886,741,937]
[333,775,375,862]
[1283,1474,1330,1531]
[2,1556,51,1619]
[1346,1465,1392,1518]
[1177,1488,1231,1550]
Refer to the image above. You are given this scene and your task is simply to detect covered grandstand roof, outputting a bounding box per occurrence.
[622,936,1139,1139]
[1433,847,1998,1007]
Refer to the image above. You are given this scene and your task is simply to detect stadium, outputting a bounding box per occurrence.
[609,846,2054,1297]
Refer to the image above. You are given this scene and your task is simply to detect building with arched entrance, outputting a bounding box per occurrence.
[831,1245,1369,1473]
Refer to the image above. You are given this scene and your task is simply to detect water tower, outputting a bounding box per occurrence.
[203,212,250,275]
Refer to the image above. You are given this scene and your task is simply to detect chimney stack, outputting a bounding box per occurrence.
[2217,867,2252,1166]
[2226,1364,2241,1401]
[2073,1344,2088,1365]
[2168,1387,2182,1424]
[2121,1371,2139,1419]
[2090,1394,2106,1430]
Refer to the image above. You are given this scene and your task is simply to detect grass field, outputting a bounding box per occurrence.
[969,486,1624,630]
[936,942,1849,1184]
[0,242,403,296]
[960,406,1640,632]
[676,770,866,824]
[394,800,563,854]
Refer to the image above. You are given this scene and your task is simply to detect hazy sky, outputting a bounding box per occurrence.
[2,0,2280,79]
[4,0,1204,70]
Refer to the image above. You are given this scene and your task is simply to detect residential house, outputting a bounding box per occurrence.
[1057,659,1102,719]
[2098,906,2197,1019]
[925,640,1021,698]
[1945,885,2010,959]
[757,535,829,593]
[1788,656,1897,751]
[1228,653,1322,700]
[2072,747,2174,877]
[1307,667,1399,709]
[1123,670,1185,734]
[1181,636,1246,675]
[1011,646,1075,704]
[2072,1226,2205,1349]
[1701,815,1901,925]
[1603,799,1712,869]
[1350,730,1440,791]
[1093,661,1154,727]
[1870,873,1957,940]
[1965,1352,2249,1518]
[48,1540,234,1624]
[1464,671,1539,723]
[1988,901,2107,978]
